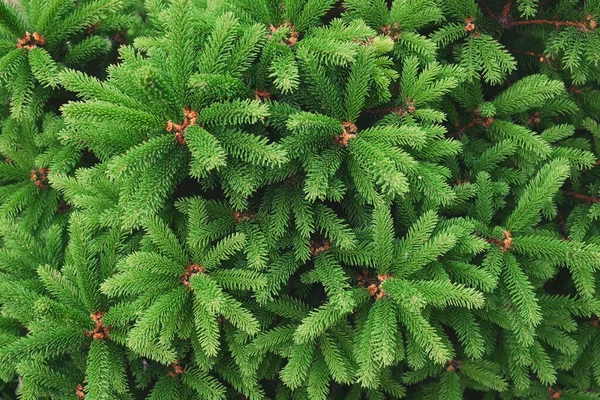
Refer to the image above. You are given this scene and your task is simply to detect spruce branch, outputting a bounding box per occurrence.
[1,0,600,397]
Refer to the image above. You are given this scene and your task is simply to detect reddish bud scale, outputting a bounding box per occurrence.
[57,200,71,214]
[268,22,298,47]
[16,32,46,50]
[166,107,198,145]
[233,210,256,223]
[30,168,50,190]
[113,30,127,45]
[405,98,417,114]
[446,359,461,372]
[168,360,185,378]
[592,314,600,330]
[548,386,562,399]
[464,17,476,32]
[255,89,271,101]
[357,270,392,299]
[381,23,401,40]
[181,264,205,287]
[488,230,512,252]
[334,121,358,147]
[309,239,330,256]
[481,116,494,127]
[75,384,85,399]
[527,112,542,125]
[87,24,99,36]
[86,311,111,340]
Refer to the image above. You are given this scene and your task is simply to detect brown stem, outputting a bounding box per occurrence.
[505,19,589,29]
[364,106,403,115]
[582,159,600,172]
[500,0,512,20]
[556,209,569,240]
[365,100,415,117]
[508,48,552,63]
[563,190,600,204]
[450,108,494,138]
[450,120,478,138]
[478,0,496,19]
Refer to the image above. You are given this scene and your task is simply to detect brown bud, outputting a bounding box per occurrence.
[75,384,85,399]
[334,121,358,147]
[464,17,476,32]
[181,264,205,287]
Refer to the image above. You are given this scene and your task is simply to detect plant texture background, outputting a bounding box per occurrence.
[1,0,600,399]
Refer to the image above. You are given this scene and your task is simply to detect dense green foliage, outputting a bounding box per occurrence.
[1,0,600,398]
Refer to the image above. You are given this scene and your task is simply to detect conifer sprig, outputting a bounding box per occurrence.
[1,0,600,398]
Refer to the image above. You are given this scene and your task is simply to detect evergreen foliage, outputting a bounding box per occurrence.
[1,0,600,399]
